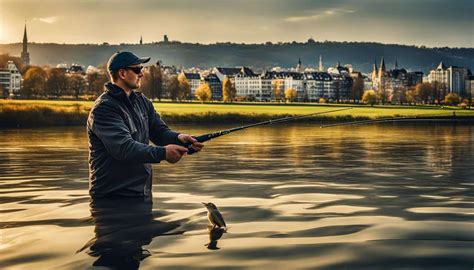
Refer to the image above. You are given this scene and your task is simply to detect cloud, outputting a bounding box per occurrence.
[284,9,355,23]
[36,16,59,24]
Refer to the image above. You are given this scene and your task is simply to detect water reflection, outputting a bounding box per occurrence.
[205,227,226,250]
[0,124,473,269]
[78,197,184,269]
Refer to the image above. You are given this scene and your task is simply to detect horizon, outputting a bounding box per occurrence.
[1,39,474,49]
[1,0,473,48]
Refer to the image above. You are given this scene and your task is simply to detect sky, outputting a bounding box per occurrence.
[0,0,473,47]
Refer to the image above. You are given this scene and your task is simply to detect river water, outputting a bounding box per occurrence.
[0,123,473,269]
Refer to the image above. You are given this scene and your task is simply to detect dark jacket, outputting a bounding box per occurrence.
[87,82,180,198]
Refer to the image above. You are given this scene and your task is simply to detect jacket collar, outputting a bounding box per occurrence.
[104,82,139,103]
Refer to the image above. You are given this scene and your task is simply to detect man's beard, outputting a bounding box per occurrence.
[124,79,140,90]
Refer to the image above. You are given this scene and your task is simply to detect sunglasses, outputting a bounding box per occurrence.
[125,66,144,74]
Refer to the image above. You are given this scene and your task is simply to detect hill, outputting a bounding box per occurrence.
[1,41,473,73]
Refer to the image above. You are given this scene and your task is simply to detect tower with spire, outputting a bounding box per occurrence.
[371,59,378,85]
[21,23,30,66]
[378,56,386,77]
[377,56,389,100]
[318,55,324,72]
[140,35,143,45]
[296,57,302,72]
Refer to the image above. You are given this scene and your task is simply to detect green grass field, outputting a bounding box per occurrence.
[1,99,473,127]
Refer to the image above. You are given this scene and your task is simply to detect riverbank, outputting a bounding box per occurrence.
[1,99,473,128]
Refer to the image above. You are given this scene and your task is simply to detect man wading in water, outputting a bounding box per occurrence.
[87,51,203,198]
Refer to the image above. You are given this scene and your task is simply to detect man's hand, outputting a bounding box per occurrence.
[165,144,188,163]
[177,134,204,153]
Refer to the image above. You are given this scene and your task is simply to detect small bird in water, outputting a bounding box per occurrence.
[202,202,226,229]
[205,227,226,250]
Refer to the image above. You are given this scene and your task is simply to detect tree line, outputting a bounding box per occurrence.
[16,63,193,101]
[362,82,471,107]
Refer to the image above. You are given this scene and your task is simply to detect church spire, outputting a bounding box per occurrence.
[21,22,30,66]
[23,23,28,44]
[379,56,386,74]
[318,54,324,72]
[140,35,143,45]
[371,59,378,83]
[373,59,378,73]
[296,57,302,72]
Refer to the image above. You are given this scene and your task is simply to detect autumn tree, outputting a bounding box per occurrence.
[195,83,212,103]
[284,88,297,102]
[86,72,105,97]
[351,76,364,102]
[439,82,448,103]
[163,75,179,101]
[444,93,460,106]
[21,66,47,98]
[333,80,341,103]
[390,86,406,105]
[68,74,87,98]
[86,72,99,94]
[415,82,433,104]
[222,76,236,102]
[0,84,6,99]
[376,88,389,105]
[362,90,377,106]
[177,73,191,101]
[141,64,163,100]
[272,80,283,102]
[431,81,442,105]
[87,72,108,98]
[45,68,69,98]
[405,87,417,105]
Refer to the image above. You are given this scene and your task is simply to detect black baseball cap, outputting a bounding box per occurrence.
[107,51,150,72]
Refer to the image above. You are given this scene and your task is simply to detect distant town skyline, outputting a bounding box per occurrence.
[1,0,473,48]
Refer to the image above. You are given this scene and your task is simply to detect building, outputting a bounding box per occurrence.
[376,57,390,98]
[467,75,474,99]
[265,71,286,101]
[387,61,408,91]
[283,72,306,101]
[305,72,333,101]
[182,72,201,94]
[296,57,302,72]
[21,23,30,67]
[428,61,471,97]
[213,67,244,83]
[202,74,222,100]
[406,71,423,87]
[372,57,424,100]
[0,61,22,98]
[68,64,85,74]
[371,59,378,89]
[161,65,178,75]
[233,67,274,101]
[362,74,373,91]
[327,62,353,100]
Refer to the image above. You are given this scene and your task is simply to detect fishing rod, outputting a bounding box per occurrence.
[320,112,461,129]
[182,107,352,154]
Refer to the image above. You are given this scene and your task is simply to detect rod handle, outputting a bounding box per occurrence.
[179,134,212,155]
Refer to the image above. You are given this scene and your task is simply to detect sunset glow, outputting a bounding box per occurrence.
[1,0,473,47]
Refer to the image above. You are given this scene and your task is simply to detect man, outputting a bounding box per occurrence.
[87,51,203,198]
